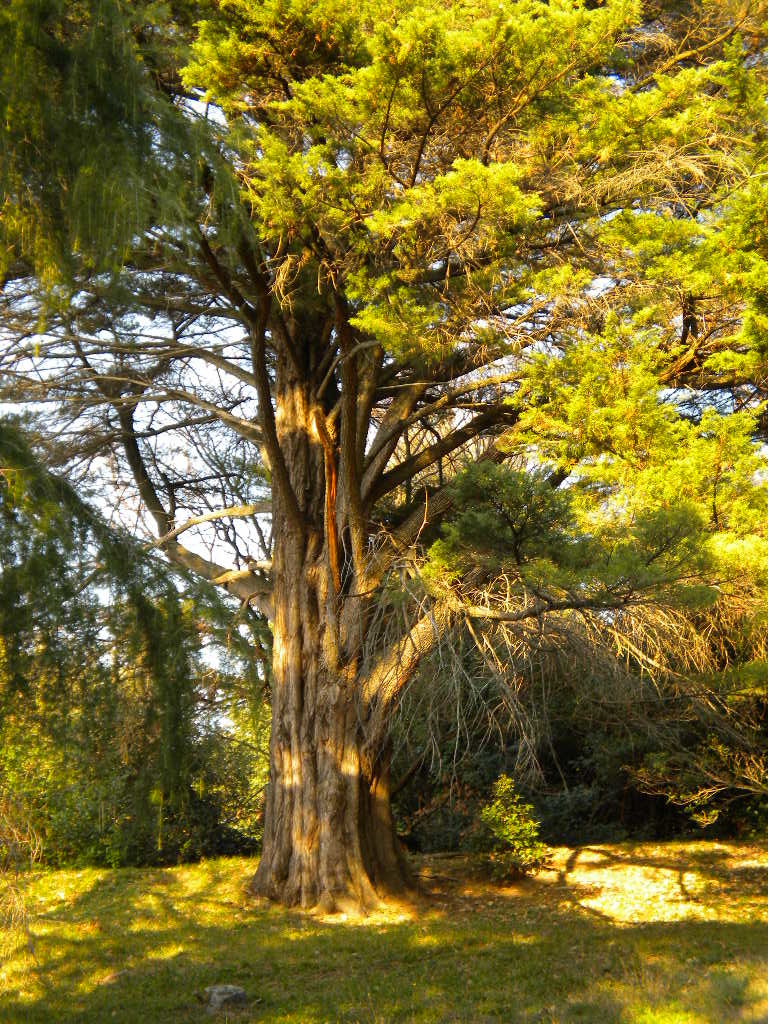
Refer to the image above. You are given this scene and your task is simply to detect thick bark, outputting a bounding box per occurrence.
[251,347,410,912]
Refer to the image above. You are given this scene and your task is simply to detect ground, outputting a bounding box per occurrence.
[1,842,767,1023]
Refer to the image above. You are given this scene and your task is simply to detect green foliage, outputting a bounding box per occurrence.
[183,0,714,362]
[0,0,221,287]
[433,463,574,574]
[424,307,768,626]
[0,0,148,281]
[477,775,549,878]
[0,418,268,867]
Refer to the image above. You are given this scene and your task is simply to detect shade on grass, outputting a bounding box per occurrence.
[2,843,767,1023]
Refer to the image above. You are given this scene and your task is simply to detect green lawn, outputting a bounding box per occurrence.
[2,842,767,1023]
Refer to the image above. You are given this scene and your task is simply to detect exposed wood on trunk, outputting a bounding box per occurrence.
[312,407,341,595]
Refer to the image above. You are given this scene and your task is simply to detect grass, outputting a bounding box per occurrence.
[1,841,767,1023]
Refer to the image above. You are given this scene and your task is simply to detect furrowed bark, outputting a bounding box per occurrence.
[251,329,411,912]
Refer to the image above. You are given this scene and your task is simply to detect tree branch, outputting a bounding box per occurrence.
[153,501,271,546]
[367,408,519,505]
[360,601,454,709]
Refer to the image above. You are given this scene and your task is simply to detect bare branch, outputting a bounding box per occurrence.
[153,501,271,546]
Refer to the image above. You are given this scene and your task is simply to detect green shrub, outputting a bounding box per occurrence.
[478,775,549,878]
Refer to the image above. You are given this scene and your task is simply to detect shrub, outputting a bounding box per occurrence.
[478,775,549,878]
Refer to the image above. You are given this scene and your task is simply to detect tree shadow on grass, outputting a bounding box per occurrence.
[555,841,768,891]
[2,846,767,1024]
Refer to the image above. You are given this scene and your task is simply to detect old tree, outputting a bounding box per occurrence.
[3,0,768,908]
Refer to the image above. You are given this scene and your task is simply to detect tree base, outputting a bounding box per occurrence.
[249,846,414,915]
[249,786,414,915]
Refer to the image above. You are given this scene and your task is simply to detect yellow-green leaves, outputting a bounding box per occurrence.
[180,0,650,360]
[364,160,539,250]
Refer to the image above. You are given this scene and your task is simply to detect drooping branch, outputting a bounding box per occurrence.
[455,592,634,624]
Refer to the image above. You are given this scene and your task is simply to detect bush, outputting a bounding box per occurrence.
[477,775,549,878]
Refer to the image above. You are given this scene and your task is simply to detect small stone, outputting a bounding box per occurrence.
[100,970,128,986]
[203,984,248,1013]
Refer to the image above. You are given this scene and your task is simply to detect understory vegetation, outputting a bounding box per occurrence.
[0,421,269,869]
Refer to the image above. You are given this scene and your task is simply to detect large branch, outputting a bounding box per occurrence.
[359,600,453,710]
[117,407,172,535]
[361,346,525,499]
[361,385,426,496]
[367,484,456,589]
[164,542,274,618]
[200,234,262,327]
[236,239,304,375]
[366,407,518,505]
[201,233,302,377]
[456,591,633,624]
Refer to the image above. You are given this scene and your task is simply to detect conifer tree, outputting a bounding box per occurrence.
[2,0,768,908]
[0,418,264,865]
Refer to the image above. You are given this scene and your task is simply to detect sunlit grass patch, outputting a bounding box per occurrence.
[1,841,766,1023]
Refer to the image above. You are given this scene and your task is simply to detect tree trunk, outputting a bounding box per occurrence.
[250,352,410,912]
